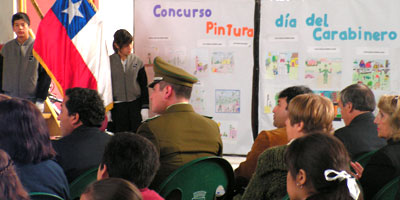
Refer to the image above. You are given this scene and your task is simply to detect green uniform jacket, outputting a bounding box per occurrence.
[137,103,223,189]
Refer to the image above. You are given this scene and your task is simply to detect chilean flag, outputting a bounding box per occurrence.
[33,0,113,111]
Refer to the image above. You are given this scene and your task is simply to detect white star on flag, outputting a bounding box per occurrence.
[62,0,84,24]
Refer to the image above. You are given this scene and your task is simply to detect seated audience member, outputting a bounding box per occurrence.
[53,87,112,183]
[0,149,30,200]
[285,133,361,200]
[137,57,222,189]
[0,98,69,199]
[334,83,386,159]
[236,94,334,200]
[81,178,142,200]
[351,95,400,199]
[97,132,164,200]
[234,86,312,190]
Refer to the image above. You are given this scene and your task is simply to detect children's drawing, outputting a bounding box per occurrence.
[262,91,278,114]
[217,120,238,141]
[211,52,234,73]
[314,90,341,120]
[215,89,240,113]
[304,58,342,89]
[190,86,206,113]
[191,49,209,76]
[165,46,186,66]
[352,59,390,91]
[144,46,160,64]
[265,52,298,80]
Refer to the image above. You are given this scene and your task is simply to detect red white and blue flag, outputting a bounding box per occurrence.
[33,0,113,111]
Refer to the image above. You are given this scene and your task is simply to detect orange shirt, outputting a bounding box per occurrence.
[234,127,288,180]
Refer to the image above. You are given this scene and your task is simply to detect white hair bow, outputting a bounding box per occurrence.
[324,169,360,200]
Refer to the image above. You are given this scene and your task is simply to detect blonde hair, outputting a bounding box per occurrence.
[288,94,334,134]
[377,95,400,141]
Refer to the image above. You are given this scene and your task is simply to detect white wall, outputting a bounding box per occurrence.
[0,0,17,44]
[99,0,134,55]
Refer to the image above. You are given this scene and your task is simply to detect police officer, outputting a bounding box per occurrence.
[137,57,223,189]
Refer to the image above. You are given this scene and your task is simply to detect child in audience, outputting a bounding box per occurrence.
[352,95,400,199]
[0,149,30,200]
[81,178,142,200]
[285,133,361,200]
[97,132,164,200]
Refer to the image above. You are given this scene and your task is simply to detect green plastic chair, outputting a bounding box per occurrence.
[282,194,290,200]
[156,156,234,200]
[29,192,64,200]
[69,167,98,200]
[354,150,378,167]
[372,176,400,200]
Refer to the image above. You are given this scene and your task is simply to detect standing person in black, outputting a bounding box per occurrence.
[53,87,111,183]
[108,29,149,133]
[334,83,386,159]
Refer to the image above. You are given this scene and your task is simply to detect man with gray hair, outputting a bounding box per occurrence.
[334,83,386,159]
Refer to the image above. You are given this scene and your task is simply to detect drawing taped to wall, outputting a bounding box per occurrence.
[217,120,238,141]
[191,49,209,76]
[211,52,234,73]
[304,58,342,89]
[314,90,341,120]
[265,52,298,80]
[190,86,206,113]
[352,59,390,91]
[215,89,240,113]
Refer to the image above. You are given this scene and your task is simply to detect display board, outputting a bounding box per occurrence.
[258,0,400,132]
[135,0,255,154]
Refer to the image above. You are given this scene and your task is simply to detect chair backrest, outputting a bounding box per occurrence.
[354,150,378,167]
[29,192,64,200]
[372,176,400,200]
[69,167,98,200]
[156,156,234,200]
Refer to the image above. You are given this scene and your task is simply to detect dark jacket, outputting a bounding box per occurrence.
[334,112,386,159]
[52,125,111,183]
[360,139,400,199]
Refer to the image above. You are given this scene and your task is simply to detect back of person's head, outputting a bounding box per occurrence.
[0,98,55,164]
[12,12,30,26]
[65,87,105,127]
[288,94,334,134]
[158,81,192,99]
[285,133,361,200]
[113,29,133,53]
[278,85,313,107]
[340,83,375,112]
[100,132,159,188]
[0,149,30,200]
[81,178,142,200]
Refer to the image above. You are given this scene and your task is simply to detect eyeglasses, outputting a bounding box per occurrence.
[392,95,399,107]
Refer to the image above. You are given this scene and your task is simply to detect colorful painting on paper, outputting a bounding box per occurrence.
[217,120,239,141]
[211,52,234,73]
[190,86,206,113]
[191,49,209,76]
[263,91,278,114]
[265,52,299,80]
[304,58,342,89]
[352,59,390,91]
[314,90,341,120]
[165,46,186,66]
[215,89,240,113]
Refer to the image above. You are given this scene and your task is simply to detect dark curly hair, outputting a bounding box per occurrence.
[65,87,105,127]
